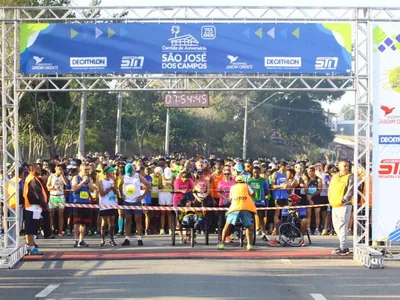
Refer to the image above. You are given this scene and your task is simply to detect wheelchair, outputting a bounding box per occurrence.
[278,208,311,247]
[236,214,256,247]
[218,210,256,247]
[171,197,209,247]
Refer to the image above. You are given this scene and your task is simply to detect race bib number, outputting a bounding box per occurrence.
[80,191,89,199]
[126,185,135,196]
[108,193,117,202]
[308,187,317,195]
[152,187,159,193]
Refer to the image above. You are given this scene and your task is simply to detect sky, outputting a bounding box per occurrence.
[71,0,400,113]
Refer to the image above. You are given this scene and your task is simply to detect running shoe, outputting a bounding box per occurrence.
[78,240,89,247]
[100,240,106,247]
[225,236,233,243]
[30,248,43,255]
[58,231,65,237]
[321,229,328,236]
[314,228,321,235]
[159,229,165,235]
[332,248,350,255]
[247,244,254,251]
[73,241,78,248]
[268,239,279,246]
[109,240,117,247]
[137,239,143,246]
[121,239,130,246]
[271,229,277,236]
[217,243,225,250]
[257,229,262,236]
[261,234,269,242]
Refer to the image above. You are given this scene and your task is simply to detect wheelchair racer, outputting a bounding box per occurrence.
[269,193,308,247]
[218,175,257,251]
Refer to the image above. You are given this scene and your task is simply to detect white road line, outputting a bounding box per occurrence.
[35,284,60,298]
[280,259,291,265]
[310,293,328,300]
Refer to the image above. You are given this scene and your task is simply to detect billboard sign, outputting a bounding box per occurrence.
[164,93,209,108]
[372,23,400,241]
[20,23,352,75]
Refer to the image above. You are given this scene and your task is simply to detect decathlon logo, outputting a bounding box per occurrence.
[70,57,107,68]
[315,57,338,70]
[121,56,145,70]
[379,135,400,145]
[264,57,302,69]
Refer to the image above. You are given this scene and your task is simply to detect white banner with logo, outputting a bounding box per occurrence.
[372,23,400,241]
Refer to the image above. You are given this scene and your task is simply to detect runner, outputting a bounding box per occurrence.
[306,167,323,235]
[217,165,236,243]
[98,165,118,247]
[271,161,289,236]
[248,165,270,241]
[47,164,68,236]
[173,171,194,243]
[150,167,163,233]
[142,167,153,235]
[159,168,173,235]
[119,163,151,246]
[71,163,96,248]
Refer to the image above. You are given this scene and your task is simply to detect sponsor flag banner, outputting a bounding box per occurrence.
[20,23,352,75]
[372,23,400,241]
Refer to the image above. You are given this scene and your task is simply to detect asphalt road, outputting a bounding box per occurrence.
[1,259,400,300]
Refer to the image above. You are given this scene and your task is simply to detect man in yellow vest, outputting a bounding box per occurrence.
[328,160,354,256]
[23,164,48,255]
[218,175,257,251]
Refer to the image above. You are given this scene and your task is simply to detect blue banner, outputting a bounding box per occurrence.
[20,23,352,75]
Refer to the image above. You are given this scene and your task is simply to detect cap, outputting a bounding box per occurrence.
[234,164,244,173]
[103,165,115,174]
[235,175,245,183]
[67,165,73,169]
[154,167,163,174]
[36,159,42,164]
[125,164,134,176]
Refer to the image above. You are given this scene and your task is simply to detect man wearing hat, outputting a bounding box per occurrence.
[119,164,151,246]
[218,175,257,251]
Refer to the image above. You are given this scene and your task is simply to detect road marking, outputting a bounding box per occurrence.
[280,259,291,265]
[310,293,328,300]
[35,284,59,298]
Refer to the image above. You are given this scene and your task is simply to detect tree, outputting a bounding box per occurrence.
[340,104,355,120]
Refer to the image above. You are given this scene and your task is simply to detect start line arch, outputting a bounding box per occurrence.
[0,5,395,268]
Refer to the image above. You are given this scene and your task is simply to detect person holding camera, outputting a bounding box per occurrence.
[71,163,96,248]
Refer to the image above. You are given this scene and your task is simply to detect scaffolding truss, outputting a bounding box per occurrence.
[1,5,397,268]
